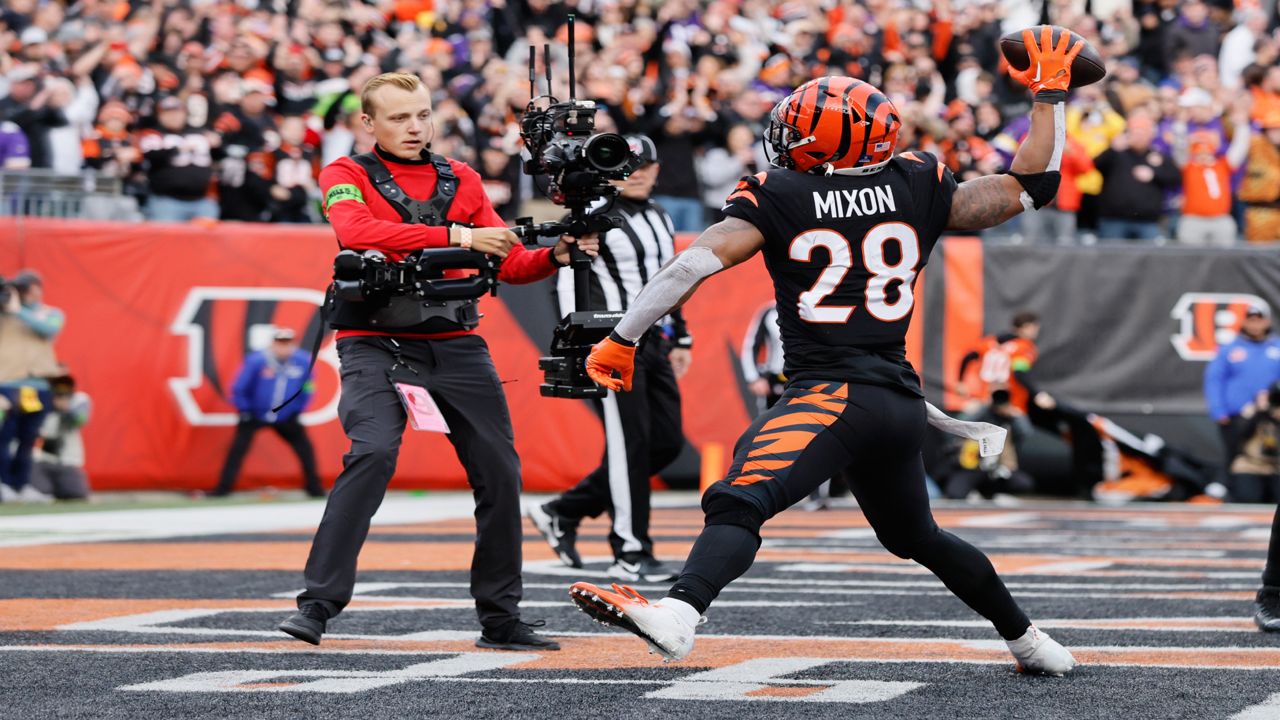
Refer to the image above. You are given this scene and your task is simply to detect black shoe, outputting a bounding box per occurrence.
[476,619,561,651]
[305,487,326,499]
[526,503,583,568]
[1256,586,1280,632]
[279,605,328,645]
[608,554,678,583]
[207,488,231,498]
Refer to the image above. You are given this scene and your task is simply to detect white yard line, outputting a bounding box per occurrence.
[0,493,481,547]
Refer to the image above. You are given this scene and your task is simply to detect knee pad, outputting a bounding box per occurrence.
[702,491,765,537]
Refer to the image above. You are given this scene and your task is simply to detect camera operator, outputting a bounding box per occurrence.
[528,135,690,583]
[30,372,92,501]
[1229,383,1280,503]
[0,271,64,504]
[279,72,597,652]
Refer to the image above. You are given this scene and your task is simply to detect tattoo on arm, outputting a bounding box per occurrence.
[946,175,1025,232]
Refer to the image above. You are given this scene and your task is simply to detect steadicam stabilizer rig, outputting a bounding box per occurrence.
[513,14,641,399]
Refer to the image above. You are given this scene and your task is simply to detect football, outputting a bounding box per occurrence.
[999,25,1107,88]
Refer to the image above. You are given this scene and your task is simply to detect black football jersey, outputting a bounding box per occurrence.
[723,151,957,393]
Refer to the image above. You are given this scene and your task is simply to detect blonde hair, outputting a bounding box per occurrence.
[360,72,423,117]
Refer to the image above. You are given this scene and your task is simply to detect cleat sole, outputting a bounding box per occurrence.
[568,584,676,661]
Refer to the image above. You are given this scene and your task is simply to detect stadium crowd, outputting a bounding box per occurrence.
[0,0,1277,241]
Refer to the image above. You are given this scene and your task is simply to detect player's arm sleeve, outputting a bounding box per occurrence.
[320,161,450,252]
[1204,350,1229,421]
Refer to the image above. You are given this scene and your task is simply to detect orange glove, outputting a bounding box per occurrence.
[585,335,637,392]
[1009,26,1084,95]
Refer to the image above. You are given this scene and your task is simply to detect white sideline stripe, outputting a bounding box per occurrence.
[952,512,1041,527]
[1233,693,1280,719]
[834,617,1255,633]
[0,494,480,547]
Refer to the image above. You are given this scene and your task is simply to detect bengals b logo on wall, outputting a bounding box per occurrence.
[168,287,340,426]
[1170,293,1271,362]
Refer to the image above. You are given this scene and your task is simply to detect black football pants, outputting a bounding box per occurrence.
[548,336,683,558]
[667,380,1032,641]
[296,335,524,631]
[214,416,323,495]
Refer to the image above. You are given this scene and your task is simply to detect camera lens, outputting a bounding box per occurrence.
[583,133,632,172]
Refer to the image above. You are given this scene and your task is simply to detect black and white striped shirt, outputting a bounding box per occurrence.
[556,196,691,345]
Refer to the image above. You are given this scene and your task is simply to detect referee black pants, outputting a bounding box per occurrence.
[549,336,683,559]
[296,335,524,631]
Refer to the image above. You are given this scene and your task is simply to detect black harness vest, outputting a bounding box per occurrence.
[327,151,480,333]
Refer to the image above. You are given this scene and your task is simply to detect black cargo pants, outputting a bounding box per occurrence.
[296,334,523,631]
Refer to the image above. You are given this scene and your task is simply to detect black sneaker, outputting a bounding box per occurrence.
[476,619,561,651]
[1255,586,1280,632]
[279,604,328,645]
[527,503,583,568]
[608,554,678,583]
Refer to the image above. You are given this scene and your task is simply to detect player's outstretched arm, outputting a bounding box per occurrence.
[612,217,764,343]
[585,217,764,391]
[948,27,1082,232]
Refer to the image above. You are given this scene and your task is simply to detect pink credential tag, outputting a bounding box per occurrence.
[394,383,451,433]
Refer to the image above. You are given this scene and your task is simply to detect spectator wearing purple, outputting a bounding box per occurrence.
[0,120,31,169]
[1164,0,1222,65]
[0,64,68,169]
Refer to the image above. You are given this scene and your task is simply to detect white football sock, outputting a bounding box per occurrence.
[655,597,702,628]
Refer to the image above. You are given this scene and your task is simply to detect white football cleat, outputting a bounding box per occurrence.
[569,582,702,661]
[1007,625,1078,676]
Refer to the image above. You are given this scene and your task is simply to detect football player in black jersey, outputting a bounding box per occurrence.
[568,29,1083,676]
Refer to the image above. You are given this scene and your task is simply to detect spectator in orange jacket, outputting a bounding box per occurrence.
[1173,97,1251,246]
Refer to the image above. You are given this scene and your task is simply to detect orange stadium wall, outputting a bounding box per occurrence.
[5,218,965,492]
[12,218,1272,490]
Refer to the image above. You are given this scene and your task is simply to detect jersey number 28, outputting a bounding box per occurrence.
[789,222,920,324]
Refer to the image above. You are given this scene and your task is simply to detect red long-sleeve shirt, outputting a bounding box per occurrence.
[320,145,557,340]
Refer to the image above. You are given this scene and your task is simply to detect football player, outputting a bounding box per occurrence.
[568,28,1083,676]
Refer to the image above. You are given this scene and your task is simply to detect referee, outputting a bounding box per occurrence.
[527,136,691,583]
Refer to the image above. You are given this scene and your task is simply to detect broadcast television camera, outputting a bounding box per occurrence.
[512,15,642,399]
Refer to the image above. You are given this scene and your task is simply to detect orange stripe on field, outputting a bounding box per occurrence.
[0,598,293,631]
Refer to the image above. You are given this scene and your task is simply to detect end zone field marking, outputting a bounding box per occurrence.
[1233,692,1280,719]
